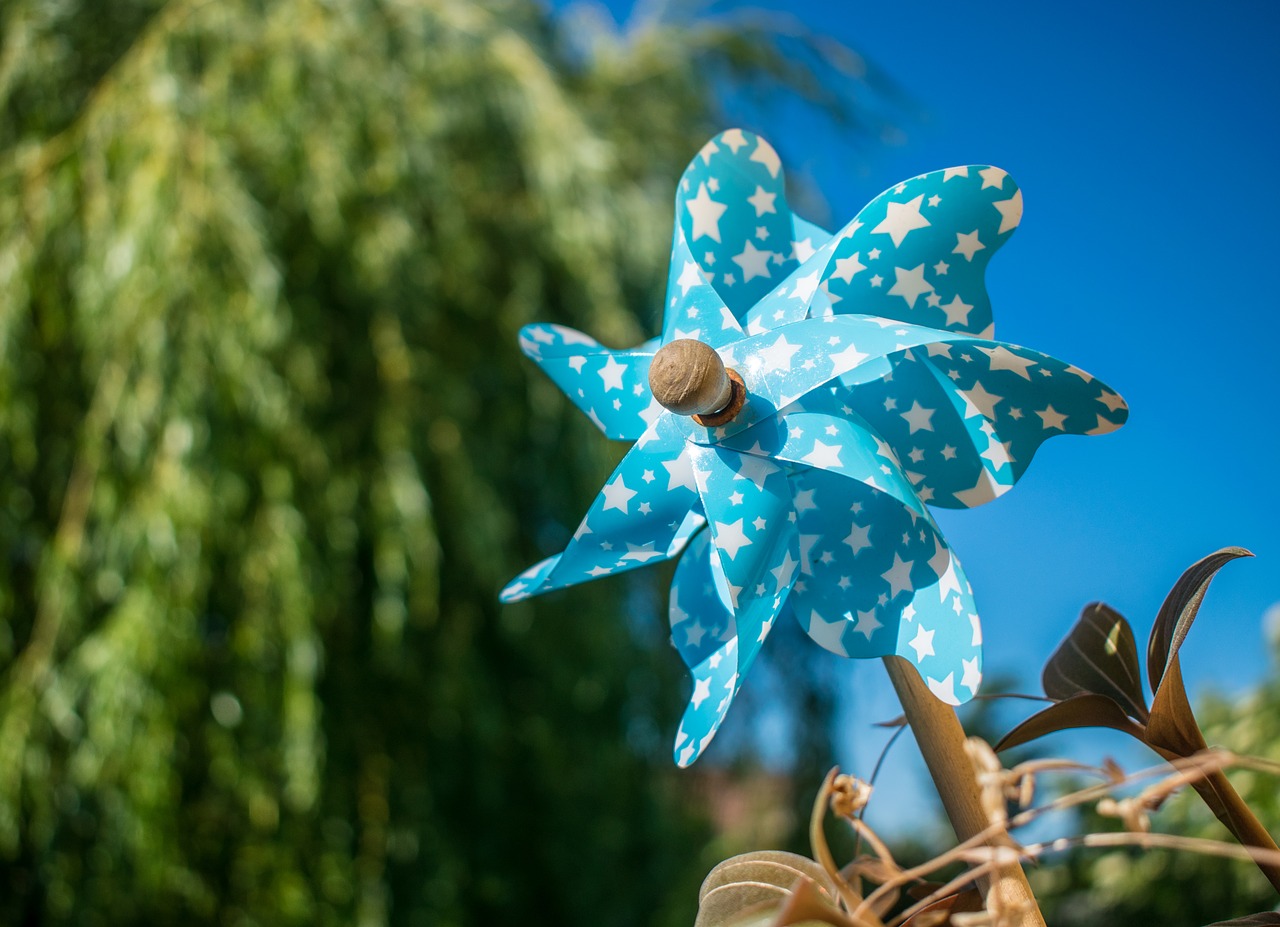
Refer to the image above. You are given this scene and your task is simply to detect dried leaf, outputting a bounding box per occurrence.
[773,876,864,927]
[1042,602,1149,722]
[900,887,984,926]
[994,693,1146,753]
[700,851,838,903]
[1204,915,1280,926]
[697,882,792,927]
[842,854,898,887]
[1147,547,1252,693]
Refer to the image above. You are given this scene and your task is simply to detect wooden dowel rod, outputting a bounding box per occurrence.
[883,655,1045,926]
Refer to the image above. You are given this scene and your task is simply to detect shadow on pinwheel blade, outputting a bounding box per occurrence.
[994,546,1280,896]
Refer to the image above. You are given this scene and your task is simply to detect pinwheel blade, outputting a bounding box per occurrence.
[499,416,702,602]
[819,166,1022,337]
[832,341,1128,508]
[518,323,662,441]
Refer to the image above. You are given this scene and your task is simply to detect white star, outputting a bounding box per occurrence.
[721,128,748,152]
[981,345,1036,379]
[733,455,778,491]
[685,622,707,648]
[686,182,728,242]
[952,230,985,262]
[732,240,774,282]
[602,477,637,513]
[871,194,931,247]
[621,542,663,562]
[713,519,753,560]
[843,522,871,554]
[881,553,915,599]
[969,612,982,646]
[807,610,848,656]
[942,166,969,181]
[939,294,974,327]
[756,334,801,372]
[1098,390,1126,413]
[747,185,777,216]
[829,342,869,376]
[801,439,843,469]
[928,672,960,705]
[853,609,882,640]
[770,551,799,589]
[598,355,626,391]
[749,137,781,177]
[690,676,712,709]
[965,381,1003,419]
[993,189,1023,234]
[908,625,935,662]
[792,238,815,261]
[901,400,935,434]
[676,260,702,296]
[1037,405,1068,430]
[793,488,817,511]
[978,166,1007,189]
[790,268,821,302]
[831,251,866,283]
[961,657,982,695]
[887,264,934,309]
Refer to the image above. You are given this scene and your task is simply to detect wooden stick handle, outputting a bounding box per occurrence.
[883,655,1045,926]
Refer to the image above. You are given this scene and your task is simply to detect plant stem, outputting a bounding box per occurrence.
[1195,767,1280,894]
[882,655,1045,927]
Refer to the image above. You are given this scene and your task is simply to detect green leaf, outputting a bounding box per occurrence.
[1147,547,1252,693]
[1042,602,1149,722]
[994,693,1146,753]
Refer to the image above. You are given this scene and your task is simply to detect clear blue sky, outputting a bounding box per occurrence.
[553,0,1280,806]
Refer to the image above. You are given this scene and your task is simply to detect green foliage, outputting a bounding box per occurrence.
[0,1,889,924]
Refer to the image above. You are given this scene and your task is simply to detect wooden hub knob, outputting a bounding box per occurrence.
[648,339,746,426]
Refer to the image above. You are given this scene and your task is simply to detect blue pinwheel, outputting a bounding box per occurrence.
[502,131,1126,766]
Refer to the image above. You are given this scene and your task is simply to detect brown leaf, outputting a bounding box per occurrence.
[696,882,791,927]
[700,851,838,903]
[1147,547,1252,693]
[1204,915,1280,926]
[1147,655,1208,759]
[995,693,1146,752]
[900,887,984,926]
[1042,602,1149,722]
[773,876,865,927]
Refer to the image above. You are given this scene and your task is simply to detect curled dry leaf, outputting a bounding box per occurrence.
[697,852,852,927]
[700,851,839,904]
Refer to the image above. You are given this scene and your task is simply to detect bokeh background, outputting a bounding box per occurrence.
[1,1,1278,925]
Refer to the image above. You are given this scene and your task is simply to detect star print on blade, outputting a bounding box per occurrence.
[502,129,1127,769]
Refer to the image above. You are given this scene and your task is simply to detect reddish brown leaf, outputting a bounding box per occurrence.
[1147,547,1252,693]
[995,693,1146,753]
[1205,915,1280,926]
[1042,602,1148,722]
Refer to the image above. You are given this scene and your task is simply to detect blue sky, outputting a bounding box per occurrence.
[554,0,1280,809]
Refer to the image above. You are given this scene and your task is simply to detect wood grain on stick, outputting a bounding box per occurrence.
[883,655,1045,926]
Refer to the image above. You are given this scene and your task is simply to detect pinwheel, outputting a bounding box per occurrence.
[502,130,1127,766]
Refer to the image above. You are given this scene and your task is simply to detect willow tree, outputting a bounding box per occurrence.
[0,2,894,924]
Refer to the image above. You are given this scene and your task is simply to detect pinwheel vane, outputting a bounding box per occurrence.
[503,130,1127,768]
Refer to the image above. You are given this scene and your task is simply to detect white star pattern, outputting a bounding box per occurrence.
[871,194,931,247]
[686,182,727,242]
[887,264,934,309]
